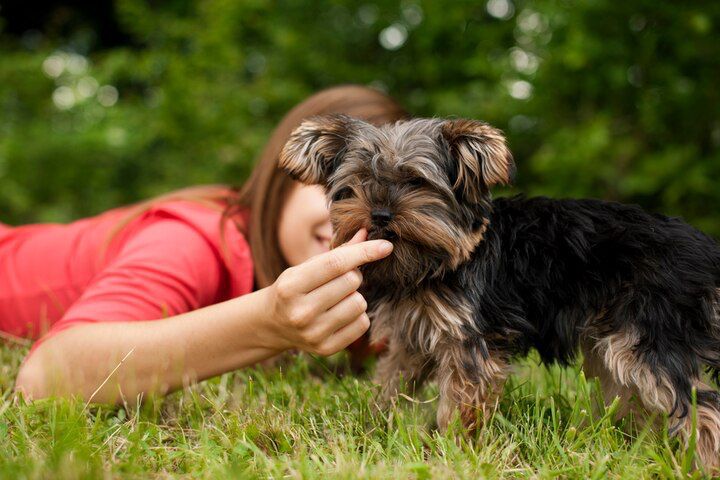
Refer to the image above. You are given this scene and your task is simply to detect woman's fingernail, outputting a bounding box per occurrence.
[377,241,393,255]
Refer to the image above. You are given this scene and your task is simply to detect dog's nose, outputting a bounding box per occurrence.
[371,208,394,227]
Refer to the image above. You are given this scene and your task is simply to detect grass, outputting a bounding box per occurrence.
[0,342,712,479]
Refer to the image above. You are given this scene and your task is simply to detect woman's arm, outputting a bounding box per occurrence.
[15,231,393,403]
[16,289,277,403]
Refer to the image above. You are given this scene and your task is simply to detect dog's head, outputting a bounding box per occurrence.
[279,114,514,286]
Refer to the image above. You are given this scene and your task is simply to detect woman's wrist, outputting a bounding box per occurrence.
[239,285,292,353]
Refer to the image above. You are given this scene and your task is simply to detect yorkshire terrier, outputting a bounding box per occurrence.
[279,114,720,471]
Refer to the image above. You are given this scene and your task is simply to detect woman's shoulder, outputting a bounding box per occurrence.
[146,199,249,240]
[130,199,255,297]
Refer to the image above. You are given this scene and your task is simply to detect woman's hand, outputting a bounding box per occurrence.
[263,229,393,356]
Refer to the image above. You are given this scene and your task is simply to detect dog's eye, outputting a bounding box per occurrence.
[407,178,426,188]
[331,187,353,202]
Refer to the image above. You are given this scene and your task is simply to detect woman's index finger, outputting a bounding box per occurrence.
[300,239,393,292]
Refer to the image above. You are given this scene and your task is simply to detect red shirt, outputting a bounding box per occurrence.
[0,201,254,346]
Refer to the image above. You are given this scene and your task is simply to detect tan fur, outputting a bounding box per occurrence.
[440,119,514,196]
[594,329,678,412]
[435,345,509,432]
[370,288,508,433]
[279,115,357,184]
[281,115,507,285]
[371,287,472,355]
[687,396,720,473]
[460,218,490,267]
[331,192,487,280]
[581,341,638,419]
[373,338,430,403]
[585,330,720,474]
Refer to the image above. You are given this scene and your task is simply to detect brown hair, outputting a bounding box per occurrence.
[107,85,408,288]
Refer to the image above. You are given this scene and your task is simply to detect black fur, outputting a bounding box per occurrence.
[370,195,720,414]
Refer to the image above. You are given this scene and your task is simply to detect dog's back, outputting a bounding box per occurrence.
[470,195,720,366]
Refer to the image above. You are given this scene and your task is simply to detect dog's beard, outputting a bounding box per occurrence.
[330,198,473,288]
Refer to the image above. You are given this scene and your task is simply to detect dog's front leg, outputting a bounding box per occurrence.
[435,343,509,433]
[373,337,430,404]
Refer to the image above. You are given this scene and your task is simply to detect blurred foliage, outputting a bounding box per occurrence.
[0,0,719,235]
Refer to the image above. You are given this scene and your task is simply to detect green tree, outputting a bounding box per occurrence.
[1,0,718,235]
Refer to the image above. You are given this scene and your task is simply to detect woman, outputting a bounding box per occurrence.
[1,84,408,403]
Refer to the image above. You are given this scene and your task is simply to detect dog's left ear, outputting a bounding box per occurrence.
[279,114,359,185]
[440,119,515,202]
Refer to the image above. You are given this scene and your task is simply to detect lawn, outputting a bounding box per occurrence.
[0,341,709,479]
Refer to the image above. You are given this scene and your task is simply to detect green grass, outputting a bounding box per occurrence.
[0,343,711,479]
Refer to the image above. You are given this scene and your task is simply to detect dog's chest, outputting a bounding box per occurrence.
[369,287,474,356]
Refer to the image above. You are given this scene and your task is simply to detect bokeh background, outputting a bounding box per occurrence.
[1,0,719,235]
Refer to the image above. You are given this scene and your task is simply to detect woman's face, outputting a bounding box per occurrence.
[278,182,333,266]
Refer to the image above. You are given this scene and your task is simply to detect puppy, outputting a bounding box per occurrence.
[279,114,720,472]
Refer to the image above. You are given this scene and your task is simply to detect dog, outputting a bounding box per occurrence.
[279,114,720,472]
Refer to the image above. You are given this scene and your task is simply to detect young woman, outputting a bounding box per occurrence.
[1,84,408,403]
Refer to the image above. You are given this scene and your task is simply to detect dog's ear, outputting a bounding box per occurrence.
[440,119,515,202]
[279,114,359,185]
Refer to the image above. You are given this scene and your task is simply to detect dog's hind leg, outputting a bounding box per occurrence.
[434,343,509,433]
[581,340,637,420]
[593,328,720,474]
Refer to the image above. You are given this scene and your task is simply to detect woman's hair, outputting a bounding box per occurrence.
[105,85,408,288]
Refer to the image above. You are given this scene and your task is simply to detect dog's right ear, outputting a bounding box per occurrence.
[279,114,359,185]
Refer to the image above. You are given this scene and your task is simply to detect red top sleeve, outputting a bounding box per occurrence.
[34,216,229,346]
